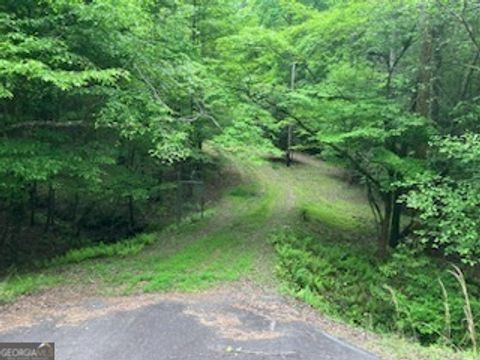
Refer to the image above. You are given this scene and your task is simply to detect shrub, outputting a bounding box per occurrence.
[270,229,480,349]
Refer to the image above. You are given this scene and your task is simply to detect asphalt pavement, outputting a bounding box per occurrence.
[0,291,377,360]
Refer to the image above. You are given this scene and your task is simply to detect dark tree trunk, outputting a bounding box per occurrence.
[389,191,402,248]
[285,62,296,167]
[71,193,79,223]
[285,130,292,167]
[128,195,135,234]
[0,213,10,252]
[44,183,55,232]
[29,182,37,226]
[378,193,393,257]
[377,190,403,255]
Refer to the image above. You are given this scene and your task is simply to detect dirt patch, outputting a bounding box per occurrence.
[183,308,281,341]
[0,281,358,341]
[0,285,207,332]
[0,280,393,358]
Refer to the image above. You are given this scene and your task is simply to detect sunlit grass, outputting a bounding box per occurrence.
[300,202,362,232]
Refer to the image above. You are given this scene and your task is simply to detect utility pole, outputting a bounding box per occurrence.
[286,62,296,166]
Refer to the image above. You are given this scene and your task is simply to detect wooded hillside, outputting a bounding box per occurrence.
[1,0,480,355]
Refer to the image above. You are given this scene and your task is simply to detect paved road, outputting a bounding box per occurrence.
[0,288,376,360]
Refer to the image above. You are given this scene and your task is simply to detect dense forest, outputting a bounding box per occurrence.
[1,0,480,357]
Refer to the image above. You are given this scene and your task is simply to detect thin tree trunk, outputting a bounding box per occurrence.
[460,50,480,100]
[415,2,434,156]
[71,193,79,223]
[191,0,197,45]
[29,182,37,226]
[389,191,402,248]
[128,195,135,234]
[0,211,10,251]
[286,62,296,166]
[45,183,55,232]
[286,125,293,166]
[175,168,182,225]
[379,193,393,257]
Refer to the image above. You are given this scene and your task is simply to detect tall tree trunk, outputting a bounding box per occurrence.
[29,181,37,226]
[389,191,402,248]
[378,192,393,257]
[71,193,81,237]
[71,192,79,223]
[175,167,183,225]
[191,0,197,45]
[44,183,55,232]
[377,189,403,254]
[460,50,480,101]
[128,195,135,234]
[1,206,11,253]
[416,2,433,121]
[286,62,296,166]
[412,2,434,161]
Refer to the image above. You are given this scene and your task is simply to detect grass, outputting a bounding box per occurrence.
[371,334,478,360]
[301,202,362,232]
[140,231,255,292]
[1,152,478,359]
[101,170,276,294]
[227,183,259,198]
[0,273,61,304]
[49,233,157,266]
[0,232,162,303]
[0,164,276,303]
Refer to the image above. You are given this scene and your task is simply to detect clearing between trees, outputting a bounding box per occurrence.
[0,152,474,360]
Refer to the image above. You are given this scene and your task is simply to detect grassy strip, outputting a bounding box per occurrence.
[125,181,276,293]
[139,231,255,292]
[0,273,61,304]
[0,211,213,303]
[0,233,157,304]
[301,202,362,232]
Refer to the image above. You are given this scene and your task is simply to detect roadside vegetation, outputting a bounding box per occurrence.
[2,1,480,359]
[0,155,276,302]
[271,229,480,352]
[1,153,478,359]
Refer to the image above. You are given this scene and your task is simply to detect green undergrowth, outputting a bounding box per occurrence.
[271,228,480,351]
[0,177,274,303]
[0,273,61,304]
[227,183,259,198]
[0,232,159,303]
[372,333,477,360]
[49,233,157,266]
